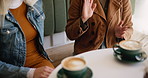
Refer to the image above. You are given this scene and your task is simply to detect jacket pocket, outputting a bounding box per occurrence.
[0,24,18,43]
[0,24,18,35]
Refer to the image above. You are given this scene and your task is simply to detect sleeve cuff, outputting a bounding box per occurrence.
[27,68,36,78]
[116,38,125,43]
[80,18,88,31]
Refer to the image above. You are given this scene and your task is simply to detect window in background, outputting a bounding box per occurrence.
[132,0,148,35]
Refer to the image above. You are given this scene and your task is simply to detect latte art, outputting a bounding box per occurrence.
[62,57,86,71]
[65,59,85,70]
[120,40,141,50]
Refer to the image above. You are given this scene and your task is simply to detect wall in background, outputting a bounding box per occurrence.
[43,31,73,50]
[132,0,148,35]
[44,0,148,50]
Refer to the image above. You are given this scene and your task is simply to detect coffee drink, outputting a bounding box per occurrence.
[62,57,86,71]
[119,40,141,50]
[61,56,88,78]
[113,40,147,62]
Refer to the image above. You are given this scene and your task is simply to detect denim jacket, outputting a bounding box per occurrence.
[0,0,51,78]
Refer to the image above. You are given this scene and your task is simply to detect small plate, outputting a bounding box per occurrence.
[114,49,147,63]
[57,67,93,78]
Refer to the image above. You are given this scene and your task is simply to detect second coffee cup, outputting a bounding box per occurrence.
[113,40,147,61]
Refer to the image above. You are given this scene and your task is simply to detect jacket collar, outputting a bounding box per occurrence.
[93,0,122,22]
[93,0,106,20]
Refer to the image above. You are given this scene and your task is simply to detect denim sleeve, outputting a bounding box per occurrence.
[0,61,30,78]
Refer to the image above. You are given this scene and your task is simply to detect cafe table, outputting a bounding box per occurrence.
[49,48,148,78]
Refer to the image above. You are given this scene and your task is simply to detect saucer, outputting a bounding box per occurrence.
[114,49,147,62]
[57,67,93,78]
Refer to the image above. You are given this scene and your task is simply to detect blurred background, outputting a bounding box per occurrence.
[132,0,148,35]
[43,0,148,49]
[42,0,148,66]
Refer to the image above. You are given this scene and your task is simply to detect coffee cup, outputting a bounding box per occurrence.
[113,40,146,61]
[61,56,87,78]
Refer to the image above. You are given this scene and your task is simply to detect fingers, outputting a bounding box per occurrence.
[42,66,54,74]
[84,0,94,5]
[117,21,129,31]
[115,31,125,38]
[118,21,124,27]
[84,0,90,3]
[34,66,54,78]
[40,72,50,78]
[45,66,54,73]
[88,0,96,11]
[122,26,128,31]
[90,0,93,5]
[115,21,128,38]
[42,67,54,78]
[118,26,127,38]
[92,3,97,11]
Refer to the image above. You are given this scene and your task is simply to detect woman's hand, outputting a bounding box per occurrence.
[115,21,128,39]
[33,66,54,78]
[81,0,97,23]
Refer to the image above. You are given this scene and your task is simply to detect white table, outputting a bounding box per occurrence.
[49,48,148,78]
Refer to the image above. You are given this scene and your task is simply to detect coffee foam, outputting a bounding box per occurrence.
[62,57,86,71]
[120,40,141,50]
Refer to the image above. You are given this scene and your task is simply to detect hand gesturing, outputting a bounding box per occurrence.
[81,0,97,23]
[115,21,128,38]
